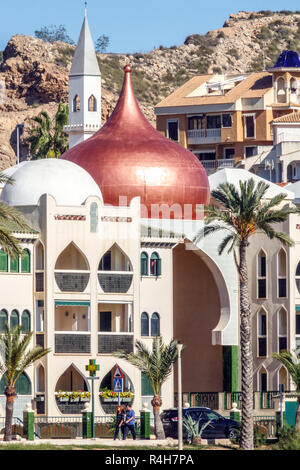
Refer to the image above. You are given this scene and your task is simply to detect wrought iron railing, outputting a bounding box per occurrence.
[174,392,219,410]
[34,416,82,439]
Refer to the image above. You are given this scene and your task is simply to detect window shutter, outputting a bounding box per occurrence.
[21,250,30,273]
[141,372,153,396]
[0,250,8,272]
[156,258,162,276]
[21,310,30,333]
[0,310,8,332]
[10,255,19,273]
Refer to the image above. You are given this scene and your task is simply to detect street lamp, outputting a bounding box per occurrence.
[16,123,24,164]
[176,342,183,451]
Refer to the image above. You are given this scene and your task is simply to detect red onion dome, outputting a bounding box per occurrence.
[62,65,210,219]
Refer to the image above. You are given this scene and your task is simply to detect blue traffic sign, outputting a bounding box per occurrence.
[113,377,123,393]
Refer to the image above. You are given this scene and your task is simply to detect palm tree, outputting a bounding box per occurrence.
[116,336,181,439]
[0,325,50,441]
[28,103,69,159]
[273,350,300,432]
[194,177,299,450]
[0,173,32,256]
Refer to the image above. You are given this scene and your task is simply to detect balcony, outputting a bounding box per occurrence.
[98,271,133,293]
[55,270,90,292]
[98,333,134,354]
[187,128,221,144]
[200,158,235,175]
[55,333,91,354]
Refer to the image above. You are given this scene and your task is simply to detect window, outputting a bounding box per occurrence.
[224,148,235,159]
[141,312,149,336]
[150,252,161,276]
[259,368,267,392]
[0,249,8,272]
[10,254,19,273]
[167,120,179,141]
[207,115,221,129]
[244,114,255,138]
[245,146,258,158]
[21,249,31,273]
[222,114,232,128]
[21,310,31,333]
[276,77,286,104]
[196,152,216,161]
[99,311,112,332]
[278,308,287,352]
[88,94,97,112]
[295,261,300,295]
[151,312,160,336]
[73,95,80,112]
[10,309,19,329]
[296,308,300,349]
[278,249,287,298]
[257,250,267,298]
[141,252,148,276]
[0,309,8,333]
[141,372,153,396]
[99,251,112,271]
[188,116,204,130]
[90,202,98,233]
[258,310,267,357]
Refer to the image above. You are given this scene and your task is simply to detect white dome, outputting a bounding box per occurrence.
[1,159,103,206]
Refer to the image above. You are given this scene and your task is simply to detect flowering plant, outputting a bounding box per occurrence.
[99,388,134,399]
[56,390,91,399]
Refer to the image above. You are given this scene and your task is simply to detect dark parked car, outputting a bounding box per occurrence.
[160,407,239,440]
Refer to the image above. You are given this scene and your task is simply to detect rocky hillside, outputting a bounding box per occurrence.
[1,10,300,170]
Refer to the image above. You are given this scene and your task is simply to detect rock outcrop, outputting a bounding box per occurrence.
[1,10,300,170]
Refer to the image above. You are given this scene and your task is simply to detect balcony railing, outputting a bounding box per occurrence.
[200,158,235,171]
[187,128,221,143]
[55,333,91,354]
[98,271,133,293]
[55,270,90,292]
[35,272,44,292]
[98,333,134,354]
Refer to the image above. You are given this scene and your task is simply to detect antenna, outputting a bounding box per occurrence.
[84,1,87,17]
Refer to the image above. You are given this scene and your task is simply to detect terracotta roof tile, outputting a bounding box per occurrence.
[272,111,300,123]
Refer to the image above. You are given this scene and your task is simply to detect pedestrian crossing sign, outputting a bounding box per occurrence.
[113,377,123,393]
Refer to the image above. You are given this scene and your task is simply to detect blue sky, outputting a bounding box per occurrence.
[1,0,300,53]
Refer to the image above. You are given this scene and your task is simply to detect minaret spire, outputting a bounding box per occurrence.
[64,9,102,149]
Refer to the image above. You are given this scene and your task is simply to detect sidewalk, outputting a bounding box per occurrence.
[0,437,178,447]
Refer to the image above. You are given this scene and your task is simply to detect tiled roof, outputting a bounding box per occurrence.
[155,72,272,109]
[272,111,300,123]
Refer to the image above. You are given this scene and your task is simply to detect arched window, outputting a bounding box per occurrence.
[278,308,287,352]
[0,371,31,395]
[257,250,267,298]
[141,312,149,336]
[277,77,286,103]
[278,366,288,391]
[10,309,19,329]
[10,254,19,273]
[73,94,80,112]
[258,309,267,357]
[21,310,31,333]
[151,312,160,337]
[21,249,31,273]
[278,249,287,298]
[141,252,148,276]
[296,261,300,294]
[35,241,44,270]
[90,202,98,233]
[0,249,8,272]
[36,364,45,393]
[0,309,8,333]
[88,94,97,112]
[150,252,161,277]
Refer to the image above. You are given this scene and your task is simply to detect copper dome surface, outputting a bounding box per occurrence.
[62,65,210,219]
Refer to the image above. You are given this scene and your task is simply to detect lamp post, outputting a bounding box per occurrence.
[16,123,24,164]
[85,359,100,439]
[176,342,183,451]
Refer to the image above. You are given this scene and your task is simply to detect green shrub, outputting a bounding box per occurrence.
[227,48,239,60]
[276,425,300,450]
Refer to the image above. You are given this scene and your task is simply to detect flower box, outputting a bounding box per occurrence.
[57,397,69,402]
[80,397,90,402]
[69,397,80,403]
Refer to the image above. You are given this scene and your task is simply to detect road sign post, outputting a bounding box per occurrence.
[85,359,100,439]
[113,366,124,439]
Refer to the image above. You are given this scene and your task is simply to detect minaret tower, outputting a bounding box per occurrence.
[64,6,102,148]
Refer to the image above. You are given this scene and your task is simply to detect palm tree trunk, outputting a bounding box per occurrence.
[239,240,254,450]
[4,386,16,442]
[151,394,165,439]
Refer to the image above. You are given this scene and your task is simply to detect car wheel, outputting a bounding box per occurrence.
[227,428,237,439]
